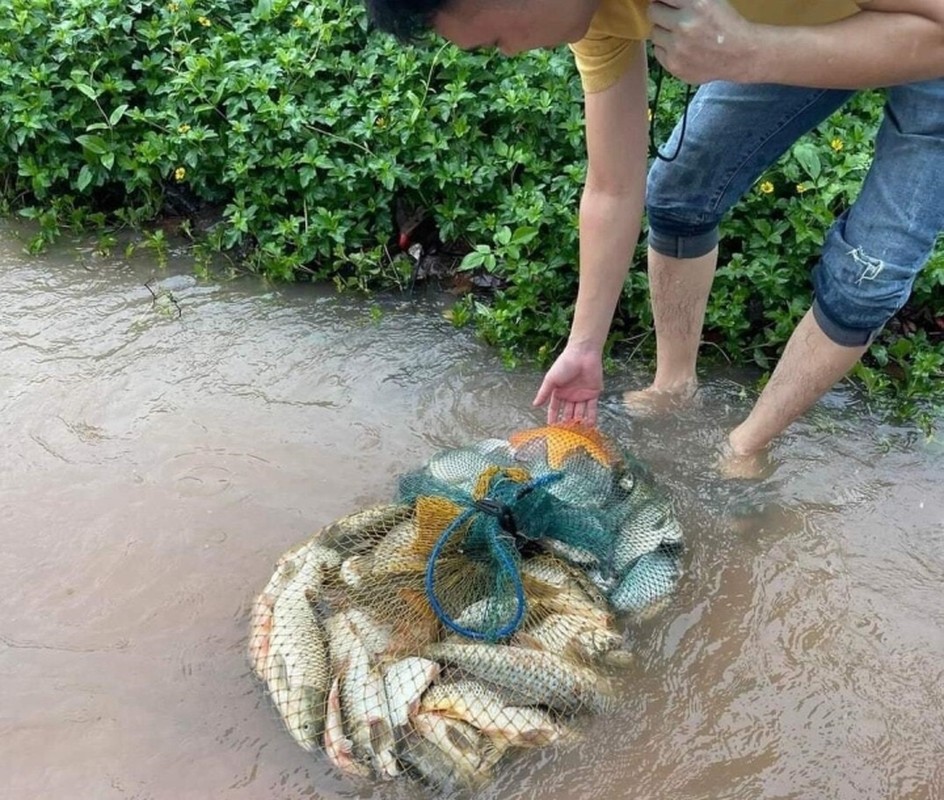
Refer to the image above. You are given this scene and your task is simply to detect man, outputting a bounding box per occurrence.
[366,0,944,469]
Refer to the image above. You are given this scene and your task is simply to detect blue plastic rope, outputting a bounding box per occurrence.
[423,471,563,641]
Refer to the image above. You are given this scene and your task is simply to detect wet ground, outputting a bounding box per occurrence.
[2,222,942,800]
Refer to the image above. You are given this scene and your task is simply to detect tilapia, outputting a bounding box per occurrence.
[325,610,398,778]
[382,656,441,731]
[608,549,680,616]
[426,447,494,493]
[425,641,614,714]
[610,499,682,576]
[421,681,564,747]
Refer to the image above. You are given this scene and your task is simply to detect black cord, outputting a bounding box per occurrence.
[648,61,693,163]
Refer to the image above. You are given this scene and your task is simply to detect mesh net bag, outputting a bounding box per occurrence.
[248,422,683,791]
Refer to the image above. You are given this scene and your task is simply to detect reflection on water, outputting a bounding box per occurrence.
[2,222,942,800]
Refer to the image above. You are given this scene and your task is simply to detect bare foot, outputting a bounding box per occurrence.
[622,380,698,417]
[715,441,775,480]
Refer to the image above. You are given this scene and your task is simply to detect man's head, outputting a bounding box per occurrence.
[366,0,600,56]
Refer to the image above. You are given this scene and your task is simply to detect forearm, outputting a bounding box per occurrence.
[745,10,944,88]
[568,185,644,351]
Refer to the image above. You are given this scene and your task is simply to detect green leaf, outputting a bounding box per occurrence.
[108,104,129,126]
[793,142,821,180]
[75,83,98,101]
[77,164,93,192]
[76,134,108,155]
[101,151,115,170]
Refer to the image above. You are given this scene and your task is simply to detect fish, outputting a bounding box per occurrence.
[323,675,371,777]
[424,641,614,714]
[522,555,613,630]
[248,591,277,681]
[250,540,323,681]
[368,518,438,576]
[317,504,414,554]
[268,548,336,749]
[516,611,626,665]
[468,438,516,463]
[454,596,520,632]
[421,680,564,747]
[325,610,399,778]
[410,710,492,786]
[426,447,494,494]
[382,656,441,731]
[608,549,681,616]
[610,498,682,577]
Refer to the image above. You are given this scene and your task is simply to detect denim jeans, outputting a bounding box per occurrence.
[646,79,944,346]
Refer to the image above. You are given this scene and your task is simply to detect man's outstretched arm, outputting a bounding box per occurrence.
[534,40,649,424]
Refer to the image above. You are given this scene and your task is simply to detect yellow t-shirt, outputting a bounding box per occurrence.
[571,0,861,93]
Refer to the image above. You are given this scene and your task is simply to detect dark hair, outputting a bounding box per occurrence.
[365,0,448,40]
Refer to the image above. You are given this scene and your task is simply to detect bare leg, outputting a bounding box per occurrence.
[623,245,718,411]
[720,309,868,476]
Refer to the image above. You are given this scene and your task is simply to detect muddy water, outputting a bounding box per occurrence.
[2,221,942,800]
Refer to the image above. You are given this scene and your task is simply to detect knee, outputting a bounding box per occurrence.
[812,215,922,346]
[646,164,721,260]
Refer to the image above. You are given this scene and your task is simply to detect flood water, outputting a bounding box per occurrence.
[2,221,942,800]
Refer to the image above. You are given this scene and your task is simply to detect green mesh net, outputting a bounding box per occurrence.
[249,422,683,791]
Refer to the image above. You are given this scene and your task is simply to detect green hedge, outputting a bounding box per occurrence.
[2,0,942,428]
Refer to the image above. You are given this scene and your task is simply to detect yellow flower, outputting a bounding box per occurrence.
[174,167,186,182]
[831,138,844,152]
[177,123,191,134]
[167,2,179,11]
[375,116,387,129]
[796,183,808,194]
[760,180,774,194]
[197,15,211,26]
[292,16,304,27]
[647,108,653,123]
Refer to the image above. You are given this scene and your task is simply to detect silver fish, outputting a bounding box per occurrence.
[268,548,336,749]
[325,610,398,778]
[608,549,680,616]
[317,504,414,554]
[421,680,564,747]
[518,612,624,665]
[323,675,371,777]
[425,641,614,714]
[409,711,491,787]
[382,656,441,731]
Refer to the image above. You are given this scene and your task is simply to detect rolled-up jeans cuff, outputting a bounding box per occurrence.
[812,297,878,347]
[647,227,719,260]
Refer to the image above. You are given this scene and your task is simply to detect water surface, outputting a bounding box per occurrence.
[2,223,941,800]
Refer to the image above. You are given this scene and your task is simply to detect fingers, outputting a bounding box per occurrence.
[532,379,551,408]
[545,396,599,427]
[546,392,561,425]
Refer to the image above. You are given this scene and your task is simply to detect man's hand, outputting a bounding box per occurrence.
[648,0,757,84]
[533,344,605,426]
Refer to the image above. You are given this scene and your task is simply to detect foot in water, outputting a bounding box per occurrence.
[621,380,698,417]
[715,439,776,480]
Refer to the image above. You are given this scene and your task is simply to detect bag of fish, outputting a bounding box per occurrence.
[248,422,683,791]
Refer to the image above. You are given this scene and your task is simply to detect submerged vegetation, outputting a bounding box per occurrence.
[1,0,942,430]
